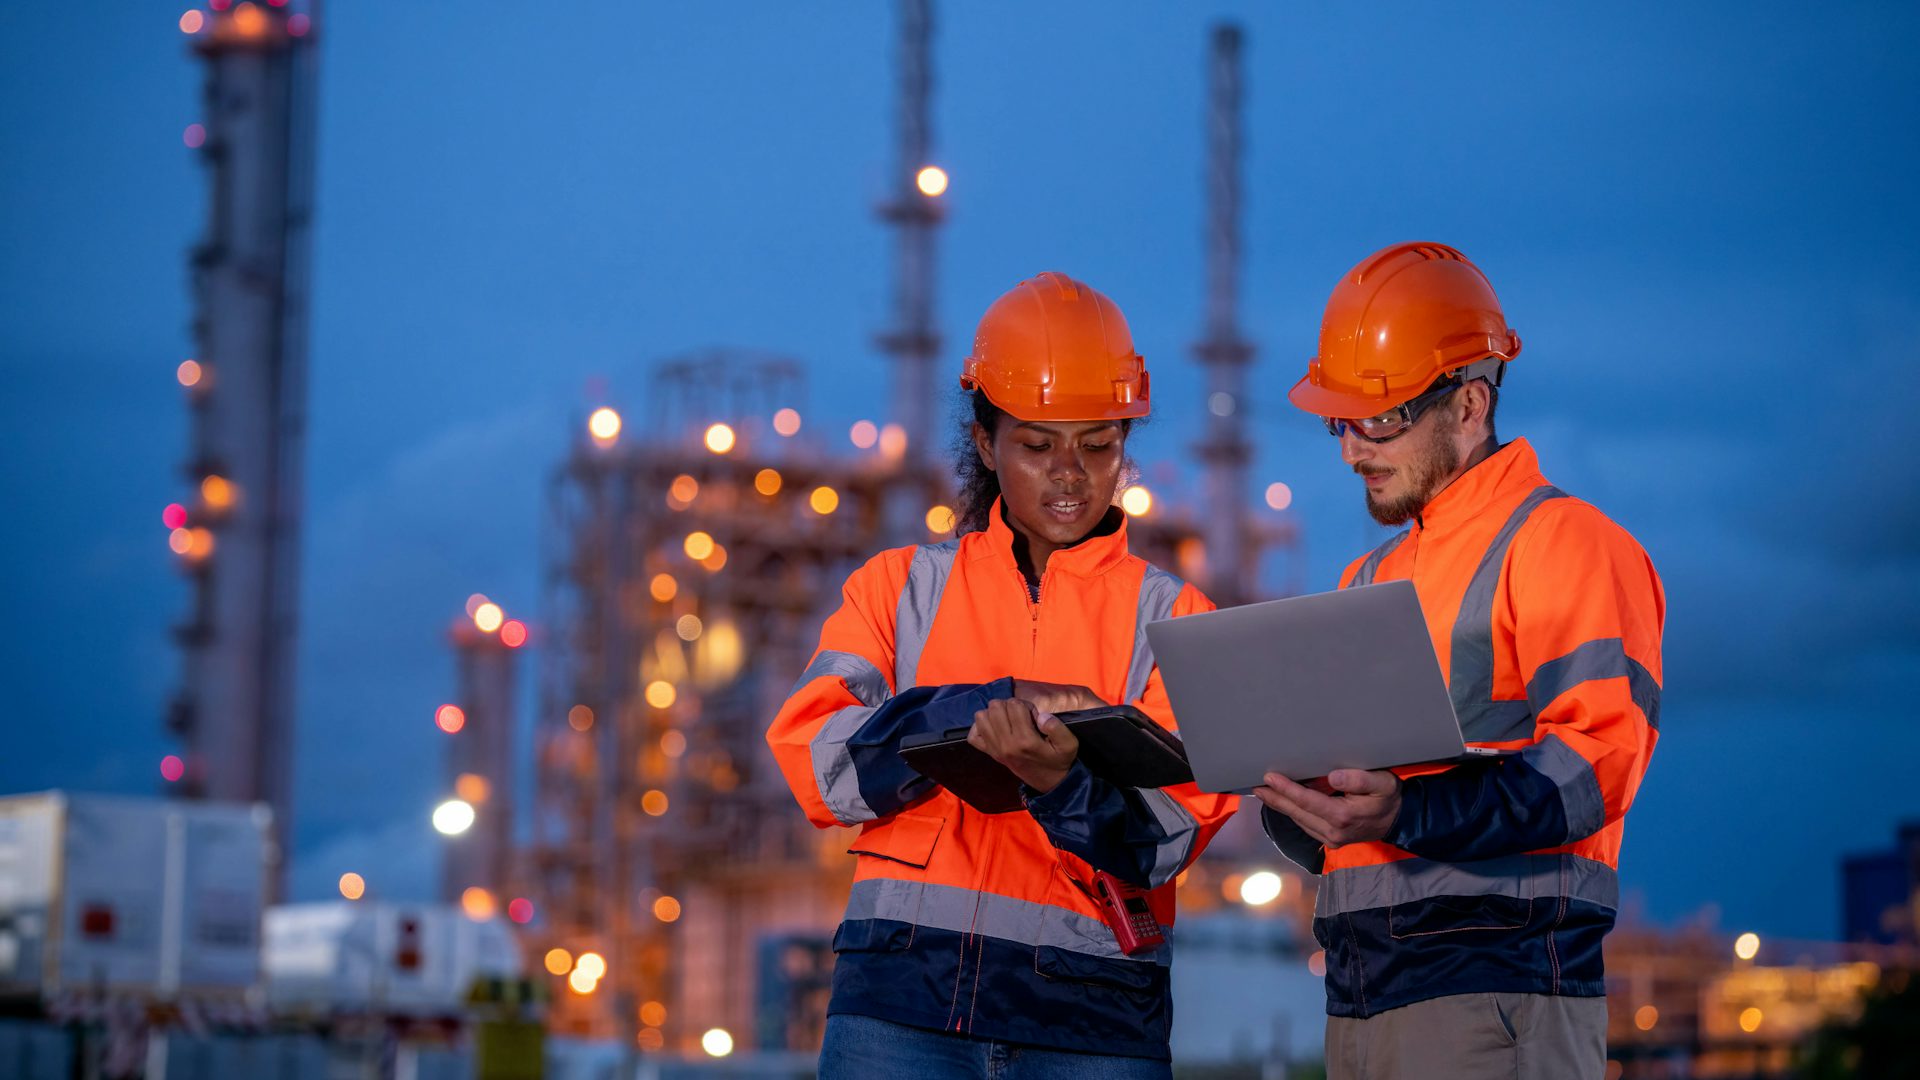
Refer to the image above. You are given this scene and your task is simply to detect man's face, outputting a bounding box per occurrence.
[1338,397,1462,526]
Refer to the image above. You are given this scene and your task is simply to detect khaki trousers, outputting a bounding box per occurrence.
[1324,992,1606,1080]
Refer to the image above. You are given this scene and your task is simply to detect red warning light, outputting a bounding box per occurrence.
[508,898,534,924]
[161,755,186,783]
[435,704,466,734]
[500,620,528,648]
[163,504,188,530]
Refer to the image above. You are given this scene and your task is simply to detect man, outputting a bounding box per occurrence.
[1258,242,1663,1080]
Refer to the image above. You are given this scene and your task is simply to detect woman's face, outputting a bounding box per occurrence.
[974,418,1127,560]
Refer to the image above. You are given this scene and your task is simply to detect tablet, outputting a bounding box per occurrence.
[897,704,1193,814]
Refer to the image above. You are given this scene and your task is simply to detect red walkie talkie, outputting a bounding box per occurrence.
[1093,871,1165,956]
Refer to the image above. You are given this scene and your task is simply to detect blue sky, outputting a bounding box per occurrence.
[2,1,1915,941]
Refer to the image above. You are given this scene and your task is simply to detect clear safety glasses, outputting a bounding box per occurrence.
[1322,377,1464,443]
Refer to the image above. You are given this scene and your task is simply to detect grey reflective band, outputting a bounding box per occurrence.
[1527,636,1662,733]
[1352,530,1410,587]
[1449,485,1569,742]
[1124,565,1186,705]
[893,540,960,691]
[1523,732,1607,843]
[1314,851,1619,918]
[842,877,1170,965]
[1135,788,1200,888]
[792,649,892,708]
[809,704,881,825]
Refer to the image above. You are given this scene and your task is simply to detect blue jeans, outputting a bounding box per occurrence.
[819,1013,1171,1079]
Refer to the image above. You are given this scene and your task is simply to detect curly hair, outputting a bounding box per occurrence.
[951,391,1137,535]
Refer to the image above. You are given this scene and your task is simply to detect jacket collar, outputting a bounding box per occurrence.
[1413,437,1548,535]
[975,497,1133,578]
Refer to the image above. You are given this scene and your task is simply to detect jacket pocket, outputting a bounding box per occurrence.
[830,918,913,954]
[1387,893,1532,939]
[1032,945,1160,995]
[846,811,945,869]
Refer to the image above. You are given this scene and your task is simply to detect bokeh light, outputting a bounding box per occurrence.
[675,614,703,641]
[1121,486,1153,517]
[1734,932,1761,961]
[849,420,878,449]
[809,486,840,515]
[683,531,715,561]
[702,1028,735,1058]
[567,705,594,731]
[1265,482,1293,511]
[915,166,949,197]
[925,505,956,533]
[500,619,528,648]
[653,895,681,922]
[179,10,205,34]
[645,680,677,709]
[754,468,782,496]
[641,790,669,816]
[432,799,475,836]
[772,408,802,436]
[160,755,185,783]
[460,886,496,921]
[650,573,678,602]
[588,407,622,443]
[1239,871,1282,906]
[473,603,504,633]
[176,359,202,387]
[507,898,534,924]
[435,704,466,734]
[543,948,572,976]
[338,873,365,901]
[704,423,736,454]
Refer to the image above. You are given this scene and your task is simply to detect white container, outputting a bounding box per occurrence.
[0,792,270,1001]
[264,902,522,1016]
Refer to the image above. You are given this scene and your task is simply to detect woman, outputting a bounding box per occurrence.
[767,272,1236,1077]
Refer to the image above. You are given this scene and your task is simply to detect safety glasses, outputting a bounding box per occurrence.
[1322,377,1463,443]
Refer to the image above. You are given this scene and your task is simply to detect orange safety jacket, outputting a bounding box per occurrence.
[767,501,1238,1059]
[1264,438,1664,1017]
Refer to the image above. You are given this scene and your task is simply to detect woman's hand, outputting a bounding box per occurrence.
[1010,679,1105,716]
[968,697,1080,795]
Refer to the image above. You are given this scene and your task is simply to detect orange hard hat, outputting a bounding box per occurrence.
[1290,242,1522,419]
[960,271,1150,422]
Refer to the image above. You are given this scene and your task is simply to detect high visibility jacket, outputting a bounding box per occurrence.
[768,501,1238,1060]
[1264,439,1663,1018]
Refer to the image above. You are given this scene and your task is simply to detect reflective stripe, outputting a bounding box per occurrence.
[893,540,960,691]
[1352,530,1410,587]
[1449,485,1569,742]
[1315,851,1619,918]
[809,704,881,824]
[1135,788,1200,888]
[791,649,892,708]
[1522,732,1607,843]
[842,877,1169,965]
[1527,636,1662,733]
[1125,565,1186,706]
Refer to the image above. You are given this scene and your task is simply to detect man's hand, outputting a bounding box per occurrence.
[1010,679,1105,716]
[1251,769,1403,847]
[968,697,1080,795]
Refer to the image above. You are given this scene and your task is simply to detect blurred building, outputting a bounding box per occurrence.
[1841,820,1920,946]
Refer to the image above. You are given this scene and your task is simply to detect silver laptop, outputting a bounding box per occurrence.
[1144,579,1504,794]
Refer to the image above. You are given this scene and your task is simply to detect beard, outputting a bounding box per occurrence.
[1361,416,1462,526]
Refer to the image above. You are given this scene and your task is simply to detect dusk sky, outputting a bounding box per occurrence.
[3,2,1916,942]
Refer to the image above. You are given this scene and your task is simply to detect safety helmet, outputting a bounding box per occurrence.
[960,271,1150,422]
[1289,242,1521,419]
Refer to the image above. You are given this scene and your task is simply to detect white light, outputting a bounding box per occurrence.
[915,166,949,197]
[1239,870,1283,906]
[432,799,476,836]
[1208,392,1236,417]
[1265,482,1293,511]
[1734,932,1761,961]
[1120,486,1153,517]
[701,1028,735,1058]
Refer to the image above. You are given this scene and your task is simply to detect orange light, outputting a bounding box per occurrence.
[660,730,686,757]
[645,681,677,710]
[641,790,669,816]
[668,474,699,507]
[683,532,715,561]
[567,704,594,731]
[652,895,681,922]
[753,468,782,496]
[809,486,840,515]
[231,2,268,37]
[435,704,466,734]
[636,1028,664,1052]
[588,407,622,444]
[649,573,678,602]
[1308,950,1327,977]
[640,1001,667,1027]
[704,423,736,454]
[543,947,573,976]
[338,872,366,901]
[455,773,490,804]
[878,423,907,459]
[1634,1005,1658,1031]
[1738,1007,1763,1033]
[179,10,205,33]
[849,420,878,449]
[176,359,203,387]
[169,527,193,555]
[200,475,235,511]
[916,166,949,197]
[925,505,955,533]
[500,620,528,648]
[773,408,802,436]
[699,544,728,572]
[460,886,497,921]
[473,603,504,633]
[185,527,216,560]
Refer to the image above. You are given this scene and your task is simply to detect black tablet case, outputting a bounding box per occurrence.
[897,704,1193,814]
